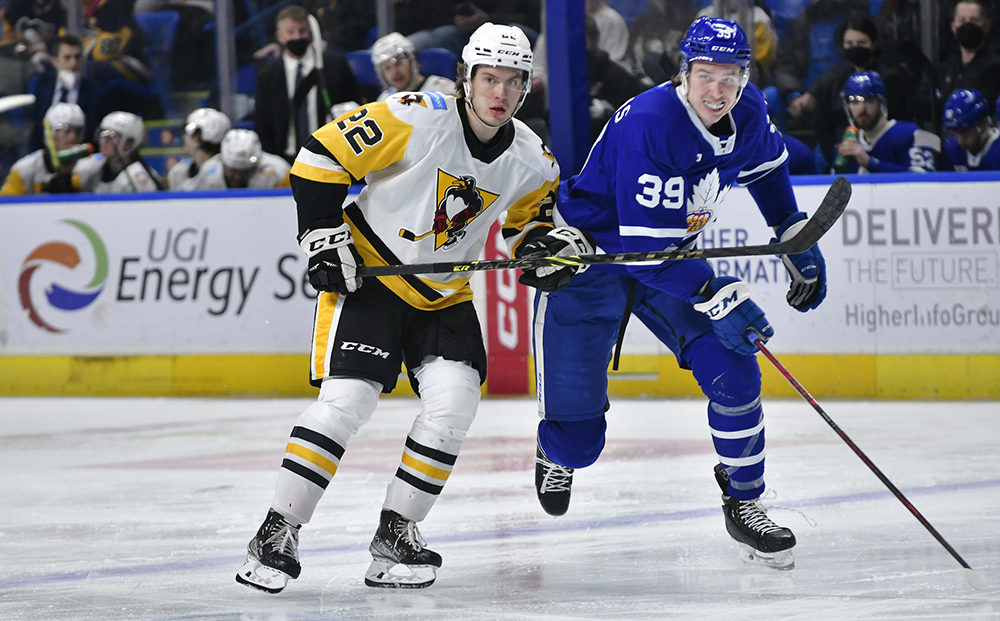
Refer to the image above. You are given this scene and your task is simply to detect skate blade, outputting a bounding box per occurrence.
[364,557,437,589]
[235,556,292,593]
[737,543,795,570]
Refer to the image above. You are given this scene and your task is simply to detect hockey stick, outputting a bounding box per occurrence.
[399,227,435,241]
[357,176,851,277]
[749,332,990,592]
[307,14,333,123]
[0,94,36,115]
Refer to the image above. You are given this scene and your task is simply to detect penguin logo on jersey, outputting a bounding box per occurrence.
[398,93,426,107]
[398,170,501,250]
[686,168,729,234]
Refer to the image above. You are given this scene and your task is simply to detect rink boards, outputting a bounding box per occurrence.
[1,173,998,399]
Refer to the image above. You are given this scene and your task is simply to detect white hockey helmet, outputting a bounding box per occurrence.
[44,102,85,130]
[221,128,262,171]
[460,22,533,126]
[185,108,232,145]
[98,111,145,157]
[371,32,419,89]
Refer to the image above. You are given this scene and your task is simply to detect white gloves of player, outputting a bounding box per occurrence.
[772,212,827,312]
[298,221,364,294]
[516,226,595,292]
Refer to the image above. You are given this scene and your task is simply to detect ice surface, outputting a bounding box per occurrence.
[1,396,997,620]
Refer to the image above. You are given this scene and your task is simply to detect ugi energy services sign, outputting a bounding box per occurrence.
[1,195,318,354]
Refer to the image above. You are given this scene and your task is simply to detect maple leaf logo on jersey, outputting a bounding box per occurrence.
[686,168,729,234]
[398,170,499,250]
[398,93,426,107]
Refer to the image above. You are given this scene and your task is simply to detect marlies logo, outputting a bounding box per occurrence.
[686,168,730,234]
[18,219,108,333]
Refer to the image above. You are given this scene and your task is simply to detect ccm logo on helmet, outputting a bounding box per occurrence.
[341,342,391,359]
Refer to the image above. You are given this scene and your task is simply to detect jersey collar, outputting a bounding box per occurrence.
[458,100,515,164]
[674,83,737,156]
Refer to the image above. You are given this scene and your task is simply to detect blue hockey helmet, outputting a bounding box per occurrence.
[680,17,752,74]
[942,89,988,131]
[843,70,886,102]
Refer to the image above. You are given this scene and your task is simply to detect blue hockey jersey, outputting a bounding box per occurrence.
[846,120,941,173]
[940,127,1000,171]
[556,81,799,300]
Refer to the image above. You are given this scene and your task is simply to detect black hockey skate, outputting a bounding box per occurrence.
[535,443,573,516]
[365,509,442,588]
[236,509,302,593]
[714,463,796,570]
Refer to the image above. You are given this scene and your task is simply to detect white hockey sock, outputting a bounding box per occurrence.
[383,357,481,522]
[272,377,381,525]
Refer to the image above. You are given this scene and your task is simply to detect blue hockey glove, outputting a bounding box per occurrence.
[299,221,364,294]
[772,212,826,312]
[691,276,774,356]
[516,226,595,292]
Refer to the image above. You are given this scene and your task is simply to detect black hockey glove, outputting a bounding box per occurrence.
[298,221,364,294]
[691,276,774,356]
[516,226,595,292]
[772,212,827,312]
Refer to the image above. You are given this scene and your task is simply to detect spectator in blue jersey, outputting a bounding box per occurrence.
[521,17,826,571]
[836,70,940,172]
[939,88,1000,171]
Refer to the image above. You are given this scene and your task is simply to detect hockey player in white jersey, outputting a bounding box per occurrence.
[74,111,164,193]
[835,70,941,173]
[371,32,457,102]
[192,129,291,189]
[1,103,89,195]
[168,108,231,190]
[236,23,559,593]
[525,16,824,571]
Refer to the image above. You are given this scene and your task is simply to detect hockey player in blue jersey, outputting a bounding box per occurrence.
[835,71,941,173]
[517,16,827,570]
[940,88,1000,171]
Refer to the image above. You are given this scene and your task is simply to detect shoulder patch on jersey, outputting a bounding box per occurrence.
[424,91,447,110]
[540,142,557,168]
[398,93,427,107]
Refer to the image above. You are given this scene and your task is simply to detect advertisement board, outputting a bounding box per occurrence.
[2,176,998,397]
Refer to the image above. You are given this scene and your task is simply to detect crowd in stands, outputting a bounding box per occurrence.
[5,0,1000,197]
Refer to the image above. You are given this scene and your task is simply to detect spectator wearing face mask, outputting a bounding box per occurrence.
[253,4,363,164]
[936,0,1000,117]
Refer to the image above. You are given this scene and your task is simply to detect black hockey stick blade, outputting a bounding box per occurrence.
[749,331,991,592]
[356,177,851,278]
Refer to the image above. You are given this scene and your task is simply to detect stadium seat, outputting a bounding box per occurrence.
[418,48,458,81]
[605,0,650,25]
[346,49,380,89]
[134,11,181,115]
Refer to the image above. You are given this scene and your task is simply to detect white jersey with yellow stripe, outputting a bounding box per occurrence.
[187,153,292,190]
[73,154,163,193]
[0,150,57,195]
[291,91,560,310]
